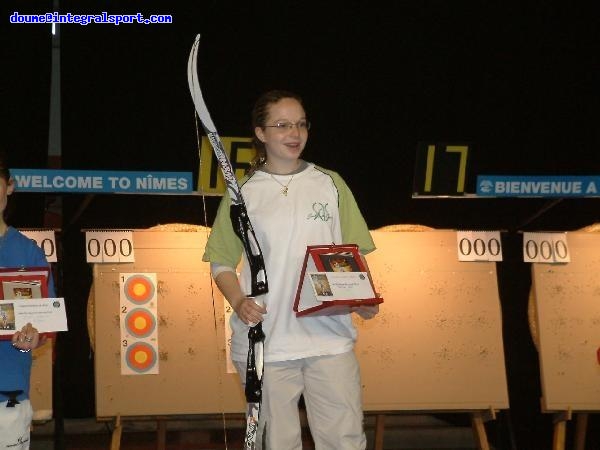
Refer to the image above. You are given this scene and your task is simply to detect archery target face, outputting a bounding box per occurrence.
[125,308,157,338]
[125,342,158,373]
[123,274,155,305]
[120,273,158,375]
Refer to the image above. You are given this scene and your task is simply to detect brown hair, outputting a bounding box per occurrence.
[0,151,10,183]
[0,151,13,222]
[249,90,305,173]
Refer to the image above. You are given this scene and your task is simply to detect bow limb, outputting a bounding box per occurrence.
[187,34,241,205]
[187,35,217,133]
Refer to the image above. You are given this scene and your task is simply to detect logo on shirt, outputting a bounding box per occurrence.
[7,436,30,448]
[307,202,332,222]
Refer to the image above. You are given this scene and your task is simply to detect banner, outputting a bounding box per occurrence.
[11,169,193,194]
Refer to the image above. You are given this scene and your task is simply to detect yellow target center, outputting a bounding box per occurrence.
[132,283,147,297]
[134,316,147,330]
[134,351,148,364]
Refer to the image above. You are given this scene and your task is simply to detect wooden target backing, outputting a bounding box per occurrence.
[531,228,600,412]
[93,229,245,417]
[357,228,509,410]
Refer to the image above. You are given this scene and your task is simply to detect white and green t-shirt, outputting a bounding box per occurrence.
[203,162,375,363]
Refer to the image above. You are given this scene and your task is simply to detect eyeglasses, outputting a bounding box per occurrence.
[264,120,311,131]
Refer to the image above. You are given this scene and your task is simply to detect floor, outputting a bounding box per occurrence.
[30,413,485,450]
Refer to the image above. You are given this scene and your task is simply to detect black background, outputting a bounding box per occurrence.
[2,1,600,449]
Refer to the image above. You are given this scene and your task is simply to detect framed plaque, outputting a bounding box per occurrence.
[293,244,383,317]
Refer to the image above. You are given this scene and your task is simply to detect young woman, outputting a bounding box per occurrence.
[0,152,55,450]
[203,90,378,449]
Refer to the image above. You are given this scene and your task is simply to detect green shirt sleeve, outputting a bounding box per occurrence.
[202,192,244,268]
[325,169,376,255]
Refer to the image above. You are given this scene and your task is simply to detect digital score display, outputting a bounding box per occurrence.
[413,142,471,197]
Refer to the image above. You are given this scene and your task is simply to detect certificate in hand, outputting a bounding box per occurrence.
[0,267,52,339]
[0,298,68,335]
[308,271,375,300]
[293,244,383,317]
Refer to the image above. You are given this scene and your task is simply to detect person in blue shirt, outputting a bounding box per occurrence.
[0,151,55,450]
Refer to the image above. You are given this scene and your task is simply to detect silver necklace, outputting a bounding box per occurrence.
[269,173,295,196]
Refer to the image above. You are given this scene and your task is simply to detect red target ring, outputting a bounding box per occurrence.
[125,342,157,373]
[124,275,155,304]
[125,308,156,338]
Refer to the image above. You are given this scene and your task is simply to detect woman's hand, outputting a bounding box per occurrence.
[214,271,266,326]
[11,322,43,352]
[351,304,379,320]
[232,296,267,326]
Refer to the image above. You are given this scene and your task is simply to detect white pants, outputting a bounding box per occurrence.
[235,351,367,450]
[0,399,32,450]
